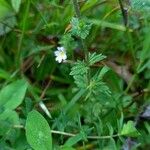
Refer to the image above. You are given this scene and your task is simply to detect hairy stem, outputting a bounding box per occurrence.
[72,0,90,84]
[72,0,81,18]
[13,125,120,139]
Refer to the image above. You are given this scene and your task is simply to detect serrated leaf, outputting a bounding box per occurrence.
[11,0,21,13]
[121,121,140,137]
[70,61,88,88]
[74,75,87,88]
[89,52,106,66]
[0,80,28,110]
[131,0,150,11]
[25,110,52,150]
[70,17,91,39]
[70,61,88,76]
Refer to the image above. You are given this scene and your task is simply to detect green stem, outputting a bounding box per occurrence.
[72,0,90,84]
[125,74,137,93]
[72,0,81,18]
[13,125,120,140]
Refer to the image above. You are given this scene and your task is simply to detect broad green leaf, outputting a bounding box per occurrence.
[11,0,21,13]
[0,110,20,141]
[121,121,140,137]
[0,80,28,110]
[25,110,52,150]
[0,0,16,35]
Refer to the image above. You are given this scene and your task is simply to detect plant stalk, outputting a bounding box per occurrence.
[72,0,90,84]
[13,125,120,140]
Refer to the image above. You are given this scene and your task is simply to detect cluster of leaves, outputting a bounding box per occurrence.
[70,17,92,39]
[0,0,150,149]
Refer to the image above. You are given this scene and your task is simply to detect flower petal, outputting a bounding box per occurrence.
[62,54,67,60]
[57,47,64,51]
[54,50,59,56]
[56,56,62,63]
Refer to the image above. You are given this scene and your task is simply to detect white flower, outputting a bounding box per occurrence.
[54,47,67,63]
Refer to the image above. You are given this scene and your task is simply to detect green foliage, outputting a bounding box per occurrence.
[131,0,150,11]
[60,34,77,51]
[11,0,21,13]
[70,17,92,39]
[89,52,106,66]
[0,0,150,149]
[0,0,16,35]
[64,133,84,147]
[70,60,88,88]
[121,121,140,137]
[0,80,28,110]
[81,0,98,12]
[0,110,20,142]
[25,110,52,150]
[60,146,75,150]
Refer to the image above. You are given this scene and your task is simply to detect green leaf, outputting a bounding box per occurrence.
[0,0,16,35]
[0,69,11,79]
[0,80,28,110]
[60,146,75,150]
[70,17,92,39]
[97,66,110,79]
[81,0,98,12]
[121,121,140,137]
[64,133,83,147]
[131,0,150,11]
[64,89,86,114]
[89,52,106,66]
[88,19,132,32]
[0,0,11,19]
[70,61,88,76]
[0,110,20,141]
[25,110,52,150]
[11,0,21,13]
[70,61,88,88]
[137,29,150,73]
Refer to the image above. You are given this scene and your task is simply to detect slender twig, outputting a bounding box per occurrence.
[40,79,52,99]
